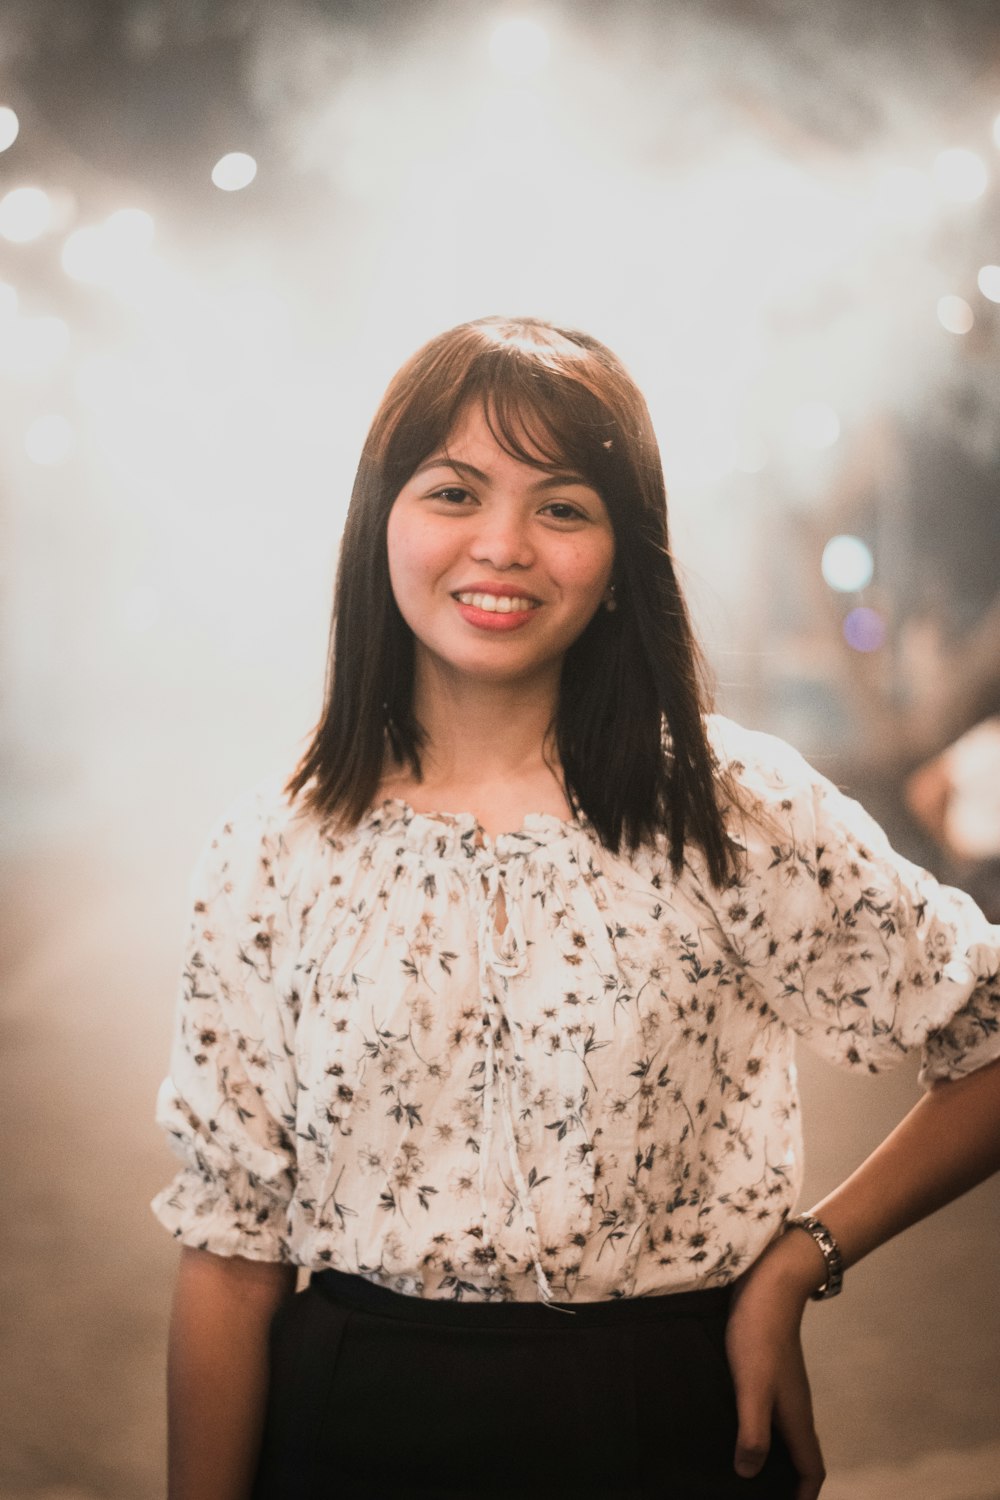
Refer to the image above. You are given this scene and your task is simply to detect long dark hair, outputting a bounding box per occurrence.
[286,316,737,886]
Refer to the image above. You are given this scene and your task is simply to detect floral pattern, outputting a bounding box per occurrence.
[152,717,1000,1302]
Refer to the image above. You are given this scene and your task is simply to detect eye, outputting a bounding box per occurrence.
[541,501,587,522]
[430,486,473,505]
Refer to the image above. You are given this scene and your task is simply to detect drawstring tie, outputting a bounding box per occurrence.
[475,858,556,1305]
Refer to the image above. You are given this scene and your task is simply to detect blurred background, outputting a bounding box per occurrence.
[2,1,999,1496]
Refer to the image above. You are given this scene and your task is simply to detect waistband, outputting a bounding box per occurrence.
[309,1268,733,1329]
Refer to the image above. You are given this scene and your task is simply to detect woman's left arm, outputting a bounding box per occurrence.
[727,1054,1000,1497]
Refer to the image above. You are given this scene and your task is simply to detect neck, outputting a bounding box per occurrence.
[399,657,562,795]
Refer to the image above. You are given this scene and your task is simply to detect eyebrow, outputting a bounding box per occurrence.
[413,456,596,492]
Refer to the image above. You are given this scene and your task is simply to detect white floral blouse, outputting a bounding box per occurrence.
[152,717,1000,1302]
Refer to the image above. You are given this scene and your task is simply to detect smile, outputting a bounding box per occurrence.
[453,592,540,614]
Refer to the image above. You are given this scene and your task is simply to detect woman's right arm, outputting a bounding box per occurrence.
[167,1247,297,1500]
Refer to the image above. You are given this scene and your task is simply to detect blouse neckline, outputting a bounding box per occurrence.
[359,796,592,860]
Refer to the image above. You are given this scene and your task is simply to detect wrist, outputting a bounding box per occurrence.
[785,1211,844,1299]
[751,1220,830,1301]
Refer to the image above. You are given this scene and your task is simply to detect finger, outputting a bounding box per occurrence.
[773,1356,826,1499]
[733,1380,775,1479]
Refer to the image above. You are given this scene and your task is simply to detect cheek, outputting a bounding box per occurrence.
[386,510,455,608]
[385,508,409,598]
[555,537,615,602]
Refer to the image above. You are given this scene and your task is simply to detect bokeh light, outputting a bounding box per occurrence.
[937,295,974,334]
[62,226,110,283]
[0,105,19,152]
[488,17,551,77]
[843,606,887,652]
[106,207,155,251]
[0,186,54,243]
[211,151,258,191]
[24,413,75,466]
[977,265,1000,304]
[932,147,988,202]
[822,535,874,592]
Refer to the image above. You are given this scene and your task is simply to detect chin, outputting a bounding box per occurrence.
[434,647,559,686]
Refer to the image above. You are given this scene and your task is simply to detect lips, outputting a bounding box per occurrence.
[451,587,541,632]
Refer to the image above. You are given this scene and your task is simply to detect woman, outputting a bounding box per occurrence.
[154,316,1000,1499]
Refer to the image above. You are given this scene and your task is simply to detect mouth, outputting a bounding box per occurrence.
[452,591,541,614]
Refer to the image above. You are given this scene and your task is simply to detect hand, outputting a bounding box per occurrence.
[725,1237,827,1498]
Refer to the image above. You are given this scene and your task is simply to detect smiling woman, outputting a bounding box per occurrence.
[287,315,733,871]
[154,316,1000,1500]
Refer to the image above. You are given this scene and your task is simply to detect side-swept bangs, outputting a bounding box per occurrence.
[287,316,737,887]
[368,318,652,516]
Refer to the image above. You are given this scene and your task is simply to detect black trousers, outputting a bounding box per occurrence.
[252,1270,799,1499]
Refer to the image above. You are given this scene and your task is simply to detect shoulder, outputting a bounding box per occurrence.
[706,713,816,782]
[705,713,828,808]
[192,768,329,909]
[704,714,891,866]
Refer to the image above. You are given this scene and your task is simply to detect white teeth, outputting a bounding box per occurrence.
[455,592,537,613]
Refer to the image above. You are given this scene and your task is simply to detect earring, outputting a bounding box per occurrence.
[604,584,618,613]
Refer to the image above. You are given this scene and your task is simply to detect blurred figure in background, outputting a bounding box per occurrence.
[907,717,1000,922]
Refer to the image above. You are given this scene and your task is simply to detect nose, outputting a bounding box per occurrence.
[470,502,535,571]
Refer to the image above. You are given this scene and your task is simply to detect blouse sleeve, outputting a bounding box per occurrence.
[150,788,298,1260]
[707,721,1000,1086]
